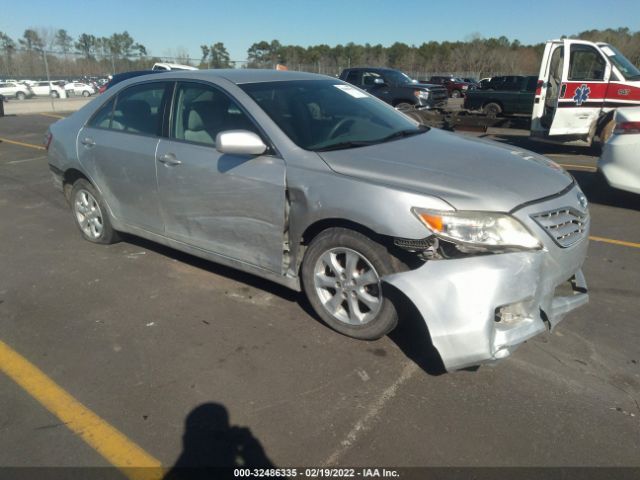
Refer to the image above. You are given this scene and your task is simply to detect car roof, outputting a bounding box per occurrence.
[119,69,332,85]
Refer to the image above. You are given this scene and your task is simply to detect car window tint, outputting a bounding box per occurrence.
[362,72,382,86]
[88,98,116,129]
[172,82,258,146]
[569,45,606,81]
[111,82,169,135]
[525,76,538,92]
[345,71,360,85]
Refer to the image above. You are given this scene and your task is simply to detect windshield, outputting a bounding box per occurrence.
[240,79,426,151]
[383,70,414,85]
[601,44,640,80]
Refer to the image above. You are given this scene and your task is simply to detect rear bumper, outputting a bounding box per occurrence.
[383,185,590,371]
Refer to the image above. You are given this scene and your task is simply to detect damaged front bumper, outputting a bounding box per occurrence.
[384,186,590,371]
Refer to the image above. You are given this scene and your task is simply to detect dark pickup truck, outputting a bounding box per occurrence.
[339,67,448,110]
[463,75,538,117]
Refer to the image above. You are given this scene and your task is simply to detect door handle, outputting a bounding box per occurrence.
[81,137,95,147]
[157,153,182,166]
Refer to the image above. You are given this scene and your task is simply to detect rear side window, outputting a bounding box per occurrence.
[345,71,360,85]
[88,98,115,129]
[110,82,170,136]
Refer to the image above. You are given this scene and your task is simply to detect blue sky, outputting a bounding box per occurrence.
[3,0,639,61]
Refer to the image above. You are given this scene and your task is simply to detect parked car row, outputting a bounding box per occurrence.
[0,79,98,100]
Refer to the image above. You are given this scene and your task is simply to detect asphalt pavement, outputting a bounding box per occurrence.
[0,113,638,476]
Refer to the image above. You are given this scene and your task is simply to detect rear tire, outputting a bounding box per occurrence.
[301,228,403,340]
[70,179,120,244]
[50,91,59,98]
[82,90,90,97]
[451,89,461,98]
[483,102,502,119]
[16,91,26,100]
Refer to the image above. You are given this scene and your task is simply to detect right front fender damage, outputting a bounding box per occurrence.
[383,251,588,372]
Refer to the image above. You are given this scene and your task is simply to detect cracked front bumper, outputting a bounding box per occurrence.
[384,185,590,371]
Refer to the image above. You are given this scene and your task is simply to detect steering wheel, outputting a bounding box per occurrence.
[328,118,355,139]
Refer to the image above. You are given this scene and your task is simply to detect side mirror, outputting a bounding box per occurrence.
[216,130,267,156]
[373,78,386,86]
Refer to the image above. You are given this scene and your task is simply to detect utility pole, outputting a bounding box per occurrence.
[42,49,55,112]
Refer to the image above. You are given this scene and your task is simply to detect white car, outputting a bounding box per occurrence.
[31,81,67,99]
[151,62,198,71]
[599,107,640,195]
[64,82,95,97]
[0,81,33,100]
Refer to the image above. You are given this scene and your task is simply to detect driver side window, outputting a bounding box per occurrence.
[172,82,258,146]
[568,46,606,81]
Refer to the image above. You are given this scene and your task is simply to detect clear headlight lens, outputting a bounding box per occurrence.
[413,208,541,251]
[414,90,429,99]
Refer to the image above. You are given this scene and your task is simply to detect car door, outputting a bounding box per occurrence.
[76,81,172,233]
[538,40,610,136]
[155,81,287,274]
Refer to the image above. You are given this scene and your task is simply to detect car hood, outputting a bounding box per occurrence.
[316,128,573,212]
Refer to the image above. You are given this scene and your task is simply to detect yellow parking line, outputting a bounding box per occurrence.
[0,339,164,480]
[40,112,65,119]
[0,137,46,151]
[589,235,640,249]
[558,163,597,171]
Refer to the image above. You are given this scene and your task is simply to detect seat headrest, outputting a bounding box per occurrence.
[187,100,228,131]
[120,100,151,119]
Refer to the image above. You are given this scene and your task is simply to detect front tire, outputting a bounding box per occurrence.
[301,228,402,340]
[70,179,119,244]
[51,91,59,98]
[451,89,461,98]
[394,102,413,110]
[16,91,26,100]
[82,90,90,97]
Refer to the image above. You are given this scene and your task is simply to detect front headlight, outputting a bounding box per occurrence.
[413,208,541,251]
[414,90,429,99]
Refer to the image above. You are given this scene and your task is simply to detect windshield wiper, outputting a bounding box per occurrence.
[313,140,376,152]
[312,126,429,152]
[375,126,429,143]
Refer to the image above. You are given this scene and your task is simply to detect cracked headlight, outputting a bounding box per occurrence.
[413,208,542,251]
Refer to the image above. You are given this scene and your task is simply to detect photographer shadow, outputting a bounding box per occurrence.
[164,402,274,480]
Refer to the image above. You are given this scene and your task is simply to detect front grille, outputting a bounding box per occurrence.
[531,207,588,248]
[430,87,448,101]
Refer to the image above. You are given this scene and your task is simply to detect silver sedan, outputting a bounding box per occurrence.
[47,69,590,371]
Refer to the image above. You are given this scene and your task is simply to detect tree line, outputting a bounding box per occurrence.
[246,28,640,77]
[1,27,638,79]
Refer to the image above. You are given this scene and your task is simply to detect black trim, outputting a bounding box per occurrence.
[509,180,576,214]
[557,100,640,108]
[49,164,64,175]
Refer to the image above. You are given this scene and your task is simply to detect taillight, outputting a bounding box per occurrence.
[98,84,107,94]
[614,121,640,135]
[45,132,52,150]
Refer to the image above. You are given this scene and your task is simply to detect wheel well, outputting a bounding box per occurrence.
[483,100,503,111]
[301,219,382,246]
[393,99,415,107]
[62,168,89,201]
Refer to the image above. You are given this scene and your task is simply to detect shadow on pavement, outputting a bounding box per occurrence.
[385,284,447,376]
[164,402,274,480]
